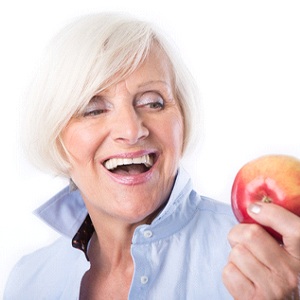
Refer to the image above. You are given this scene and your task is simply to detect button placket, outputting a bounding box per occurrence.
[129,228,153,298]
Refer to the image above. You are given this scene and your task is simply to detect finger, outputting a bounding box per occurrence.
[228,223,284,269]
[248,202,300,260]
[227,225,299,298]
[222,262,255,300]
[228,243,270,284]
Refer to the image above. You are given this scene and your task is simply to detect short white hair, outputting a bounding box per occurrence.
[23,12,200,176]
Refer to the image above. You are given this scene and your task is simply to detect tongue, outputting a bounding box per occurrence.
[112,164,148,175]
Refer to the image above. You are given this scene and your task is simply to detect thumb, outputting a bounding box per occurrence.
[248,202,300,260]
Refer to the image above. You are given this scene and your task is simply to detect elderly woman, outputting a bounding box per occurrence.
[5,13,300,299]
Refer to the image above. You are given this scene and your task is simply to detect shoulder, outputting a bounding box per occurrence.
[197,193,235,217]
[188,191,238,235]
[4,237,88,299]
[200,194,237,227]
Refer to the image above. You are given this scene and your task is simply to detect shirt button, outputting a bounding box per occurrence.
[143,230,153,238]
[141,276,149,284]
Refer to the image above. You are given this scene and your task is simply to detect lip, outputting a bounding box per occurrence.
[101,150,159,185]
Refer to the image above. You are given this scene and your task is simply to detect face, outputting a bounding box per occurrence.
[61,46,184,225]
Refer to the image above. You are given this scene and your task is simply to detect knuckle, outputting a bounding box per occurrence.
[229,244,247,262]
[233,243,247,255]
[244,223,265,242]
[227,225,237,241]
[227,223,266,245]
[222,262,234,281]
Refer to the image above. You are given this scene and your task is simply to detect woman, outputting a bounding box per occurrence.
[5,13,300,299]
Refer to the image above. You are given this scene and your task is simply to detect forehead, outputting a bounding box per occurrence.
[135,46,173,82]
[102,45,174,96]
[137,45,173,79]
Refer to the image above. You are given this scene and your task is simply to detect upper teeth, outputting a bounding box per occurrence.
[104,154,154,170]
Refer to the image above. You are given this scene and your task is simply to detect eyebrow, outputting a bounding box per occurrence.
[137,80,172,89]
[91,80,174,101]
[137,80,175,103]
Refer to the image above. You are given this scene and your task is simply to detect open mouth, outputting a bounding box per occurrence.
[103,153,156,175]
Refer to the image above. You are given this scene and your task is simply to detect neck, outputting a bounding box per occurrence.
[87,208,155,272]
[79,219,135,299]
[88,219,134,268]
[85,200,166,272]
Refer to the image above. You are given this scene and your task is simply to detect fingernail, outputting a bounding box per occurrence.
[248,203,262,214]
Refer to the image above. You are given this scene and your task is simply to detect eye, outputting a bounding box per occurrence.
[83,96,109,117]
[83,109,106,117]
[136,92,164,110]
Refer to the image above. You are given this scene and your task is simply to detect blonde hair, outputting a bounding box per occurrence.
[23,12,200,176]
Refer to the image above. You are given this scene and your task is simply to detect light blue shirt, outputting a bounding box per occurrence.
[4,168,236,299]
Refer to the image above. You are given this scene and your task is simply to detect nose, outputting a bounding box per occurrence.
[111,106,149,145]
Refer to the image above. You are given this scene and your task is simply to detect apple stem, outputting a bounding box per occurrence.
[261,195,272,203]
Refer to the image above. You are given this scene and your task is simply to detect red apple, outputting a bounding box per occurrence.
[231,154,300,242]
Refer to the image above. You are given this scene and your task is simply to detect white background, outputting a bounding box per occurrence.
[1,0,300,295]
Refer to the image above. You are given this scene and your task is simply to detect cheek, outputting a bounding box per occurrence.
[172,117,184,150]
[168,112,184,149]
[157,110,184,154]
[61,124,102,162]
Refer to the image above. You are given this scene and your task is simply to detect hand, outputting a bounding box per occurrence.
[223,202,300,299]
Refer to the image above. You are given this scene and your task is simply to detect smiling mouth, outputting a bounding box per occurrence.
[103,154,155,175]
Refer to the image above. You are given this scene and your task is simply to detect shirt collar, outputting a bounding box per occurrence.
[34,185,88,238]
[34,166,192,239]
